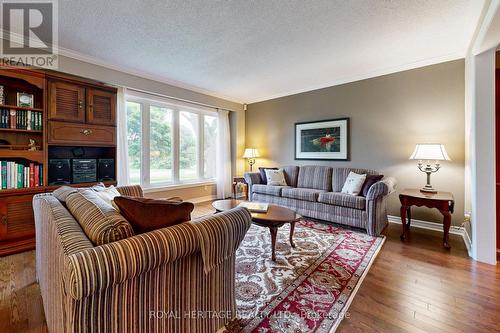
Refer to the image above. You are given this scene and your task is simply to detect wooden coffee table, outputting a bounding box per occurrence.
[212,199,301,261]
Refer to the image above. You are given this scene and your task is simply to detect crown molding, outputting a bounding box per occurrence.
[0,30,244,105]
[56,46,245,105]
[247,52,464,104]
[1,30,466,105]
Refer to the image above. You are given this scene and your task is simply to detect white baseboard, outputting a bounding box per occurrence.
[388,215,472,257]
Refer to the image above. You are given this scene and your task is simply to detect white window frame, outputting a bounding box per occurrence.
[126,91,217,189]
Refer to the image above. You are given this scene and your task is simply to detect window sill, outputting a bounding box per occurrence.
[142,180,216,194]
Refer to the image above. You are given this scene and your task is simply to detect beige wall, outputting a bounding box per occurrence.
[246,60,465,226]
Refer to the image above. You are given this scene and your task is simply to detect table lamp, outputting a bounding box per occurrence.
[409,144,450,193]
[243,148,260,171]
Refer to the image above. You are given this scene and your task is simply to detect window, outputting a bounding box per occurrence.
[126,93,218,188]
[126,101,142,185]
[150,106,173,184]
[179,111,199,181]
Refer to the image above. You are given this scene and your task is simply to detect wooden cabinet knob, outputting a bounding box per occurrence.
[1,215,6,225]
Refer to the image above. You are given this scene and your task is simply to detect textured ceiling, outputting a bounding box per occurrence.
[57,0,485,103]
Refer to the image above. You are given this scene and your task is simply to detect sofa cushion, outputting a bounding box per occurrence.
[66,189,135,245]
[297,166,332,191]
[94,185,121,209]
[332,168,379,192]
[361,174,384,197]
[318,192,366,210]
[282,187,325,202]
[341,172,367,196]
[114,196,194,234]
[282,165,300,187]
[53,185,77,203]
[252,184,289,197]
[258,167,278,184]
[265,169,287,186]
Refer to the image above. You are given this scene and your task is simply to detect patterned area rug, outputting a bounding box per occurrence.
[235,219,385,333]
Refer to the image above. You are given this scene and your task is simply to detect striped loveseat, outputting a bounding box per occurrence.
[33,185,252,333]
[245,166,396,236]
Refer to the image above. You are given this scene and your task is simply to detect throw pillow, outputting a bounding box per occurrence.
[90,182,107,192]
[53,185,77,203]
[265,169,287,186]
[66,189,135,245]
[361,174,384,197]
[341,172,367,196]
[94,185,121,210]
[258,167,278,184]
[52,183,108,203]
[114,196,195,234]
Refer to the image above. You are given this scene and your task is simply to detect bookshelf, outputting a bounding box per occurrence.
[0,67,45,191]
[0,67,46,256]
[0,65,118,257]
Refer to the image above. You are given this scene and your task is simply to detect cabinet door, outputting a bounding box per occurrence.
[49,80,85,123]
[86,88,116,126]
[0,195,36,242]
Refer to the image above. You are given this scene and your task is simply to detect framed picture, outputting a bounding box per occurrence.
[17,92,34,108]
[295,118,350,160]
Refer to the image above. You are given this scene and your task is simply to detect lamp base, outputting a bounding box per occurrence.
[420,186,437,194]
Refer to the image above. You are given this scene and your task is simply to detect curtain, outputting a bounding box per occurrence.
[116,87,130,185]
[216,109,232,199]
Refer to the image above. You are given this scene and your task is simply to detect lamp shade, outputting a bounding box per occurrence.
[409,144,450,161]
[243,148,260,159]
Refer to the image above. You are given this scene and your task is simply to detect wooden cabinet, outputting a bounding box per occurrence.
[0,191,43,256]
[47,78,117,146]
[49,80,85,123]
[48,121,116,146]
[48,78,116,126]
[87,88,116,126]
[0,69,118,257]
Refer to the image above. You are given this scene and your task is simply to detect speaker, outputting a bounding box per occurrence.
[48,159,71,185]
[72,159,97,184]
[98,159,115,182]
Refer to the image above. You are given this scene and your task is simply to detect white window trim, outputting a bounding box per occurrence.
[126,92,217,189]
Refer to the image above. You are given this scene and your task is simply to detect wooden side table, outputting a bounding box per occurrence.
[232,176,248,200]
[399,189,455,249]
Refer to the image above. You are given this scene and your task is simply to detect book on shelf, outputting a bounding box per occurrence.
[238,201,269,213]
[0,160,43,189]
[0,108,42,130]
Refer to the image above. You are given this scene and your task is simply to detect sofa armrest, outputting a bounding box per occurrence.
[366,177,397,201]
[244,172,262,200]
[116,185,144,197]
[63,207,252,300]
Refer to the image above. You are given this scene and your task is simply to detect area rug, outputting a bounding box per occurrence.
[235,219,385,332]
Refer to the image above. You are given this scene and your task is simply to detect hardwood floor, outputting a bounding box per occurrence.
[0,202,498,333]
[337,224,500,333]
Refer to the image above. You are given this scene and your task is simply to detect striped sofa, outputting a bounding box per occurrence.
[245,166,396,236]
[33,185,252,333]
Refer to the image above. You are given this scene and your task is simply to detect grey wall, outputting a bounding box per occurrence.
[246,60,465,226]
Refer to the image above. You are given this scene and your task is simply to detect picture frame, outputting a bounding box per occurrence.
[295,117,350,160]
[17,92,34,108]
